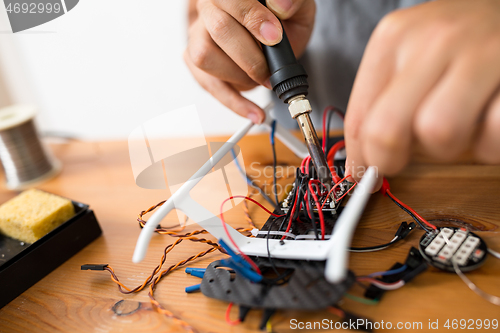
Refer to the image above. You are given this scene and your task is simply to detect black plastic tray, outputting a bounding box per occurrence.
[0,201,102,308]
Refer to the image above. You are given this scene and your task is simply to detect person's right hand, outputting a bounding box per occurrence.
[184,0,316,124]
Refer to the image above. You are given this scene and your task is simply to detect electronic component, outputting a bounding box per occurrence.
[200,258,355,310]
[81,264,109,271]
[419,227,488,272]
[364,247,427,300]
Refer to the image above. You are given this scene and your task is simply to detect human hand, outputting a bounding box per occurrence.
[184,0,315,123]
[345,0,500,189]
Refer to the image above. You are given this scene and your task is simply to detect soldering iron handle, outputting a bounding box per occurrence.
[258,0,309,103]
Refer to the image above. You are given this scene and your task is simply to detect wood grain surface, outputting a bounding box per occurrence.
[0,133,499,333]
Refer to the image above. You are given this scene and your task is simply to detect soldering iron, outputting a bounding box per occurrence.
[258,0,332,188]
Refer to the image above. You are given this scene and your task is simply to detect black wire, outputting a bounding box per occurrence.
[291,178,307,222]
[324,107,345,154]
[264,218,295,285]
[349,237,401,251]
[307,157,316,179]
[324,108,335,154]
[387,194,431,233]
[278,170,303,232]
[266,217,282,277]
[305,186,319,240]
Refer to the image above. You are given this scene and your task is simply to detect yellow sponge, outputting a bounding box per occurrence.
[0,189,75,243]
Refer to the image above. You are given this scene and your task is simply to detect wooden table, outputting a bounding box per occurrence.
[0,134,499,332]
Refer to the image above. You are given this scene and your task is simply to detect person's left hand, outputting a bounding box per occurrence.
[345,0,500,189]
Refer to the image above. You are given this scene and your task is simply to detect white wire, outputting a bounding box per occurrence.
[488,248,500,260]
[369,280,405,291]
[258,230,297,239]
[441,232,500,306]
[348,236,399,253]
[296,234,332,240]
[453,261,500,306]
[256,231,335,240]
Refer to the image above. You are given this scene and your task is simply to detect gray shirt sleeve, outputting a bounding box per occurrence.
[272,0,428,129]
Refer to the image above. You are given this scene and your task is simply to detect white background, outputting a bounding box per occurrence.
[0,1,269,140]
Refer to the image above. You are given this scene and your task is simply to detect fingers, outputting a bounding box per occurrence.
[208,0,283,45]
[210,0,315,56]
[266,0,309,20]
[475,91,500,163]
[184,50,265,124]
[344,14,399,183]
[186,20,258,90]
[198,1,272,85]
[415,46,500,160]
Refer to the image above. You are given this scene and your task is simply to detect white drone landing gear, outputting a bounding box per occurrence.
[132,116,377,283]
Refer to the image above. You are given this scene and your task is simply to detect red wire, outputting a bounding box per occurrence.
[225,303,241,326]
[336,182,357,202]
[320,174,350,210]
[326,140,345,184]
[308,180,326,240]
[327,307,345,318]
[305,189,312,219]
[300,156,308,173]
[220,196,285,274]
[304,156,311,175]
[386,190,437,230]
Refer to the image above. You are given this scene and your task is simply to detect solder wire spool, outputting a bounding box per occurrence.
[0,105,60,190]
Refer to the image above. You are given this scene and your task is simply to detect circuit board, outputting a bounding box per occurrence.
[256,204,344,240]
[255,147,349,241]
[419,227,488,272]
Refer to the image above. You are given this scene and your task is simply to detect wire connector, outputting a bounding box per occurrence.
[395,222,416,240]
[380,177,390,196]
[81,264,108,271]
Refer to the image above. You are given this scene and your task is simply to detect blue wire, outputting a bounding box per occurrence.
[219,239,256,273]
[220,259,263,283]
[270,120,276,145]
[230,148,278,208]
[368,264,408,278]
[270,120,279,205]
[230,149,251,186]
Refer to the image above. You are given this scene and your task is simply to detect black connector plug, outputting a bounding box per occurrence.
[394,222,408,238]
[402,262,428,283]
[400,222,416,239]
[238,305,251,323]
[404,246,425,270]
[81,264,108,271]
[259,308,276,331]
[394,221,416,240]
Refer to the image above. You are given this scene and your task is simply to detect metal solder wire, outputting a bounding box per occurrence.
[0,105,60,190]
